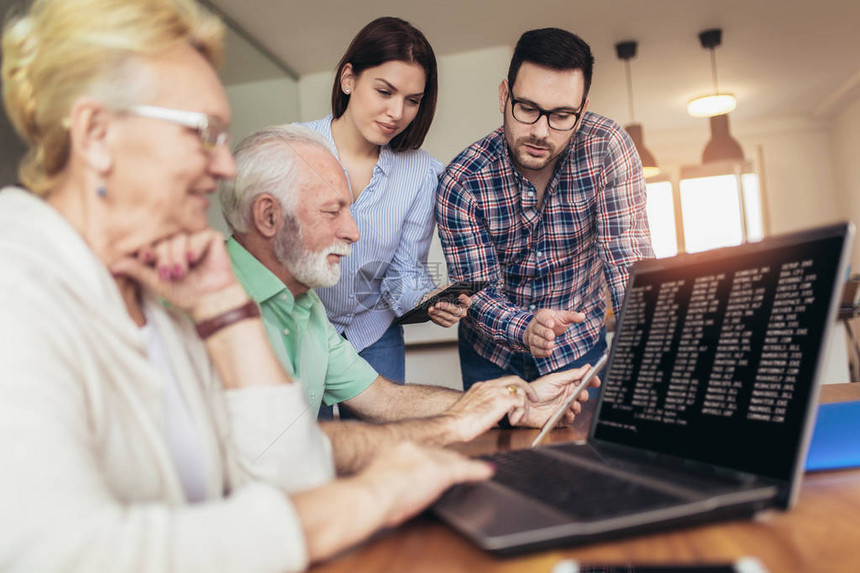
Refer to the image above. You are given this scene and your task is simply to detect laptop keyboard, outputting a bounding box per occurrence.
[484,449,686,520]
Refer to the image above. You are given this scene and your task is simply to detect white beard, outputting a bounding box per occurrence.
[274,214,352,289]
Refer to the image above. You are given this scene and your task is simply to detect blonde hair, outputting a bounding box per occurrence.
[1,0,224,196]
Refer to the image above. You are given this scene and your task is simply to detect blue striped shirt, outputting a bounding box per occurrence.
[299,116,444,352]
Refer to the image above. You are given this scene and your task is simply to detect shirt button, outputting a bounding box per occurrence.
[282,328,290,335]
[280,294,288,301]
[527,191,535,198]
[529,304,537,311]
[536,250,543,257]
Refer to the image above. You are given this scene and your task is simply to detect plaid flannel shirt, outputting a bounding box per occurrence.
[436,112,654,375]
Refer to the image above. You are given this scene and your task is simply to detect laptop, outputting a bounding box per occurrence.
[433,222,855,554]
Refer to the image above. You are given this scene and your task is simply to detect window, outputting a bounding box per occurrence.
[645,181,678,258]
[644,161,765,257]
[741,173,764,242]
[680,174,745,253]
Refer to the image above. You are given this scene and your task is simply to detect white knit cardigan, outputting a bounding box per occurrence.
[0,188,335,573]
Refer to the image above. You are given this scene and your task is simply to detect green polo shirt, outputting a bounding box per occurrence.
[227,237,377,415]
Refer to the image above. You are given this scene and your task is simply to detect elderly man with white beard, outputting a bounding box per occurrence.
[218,124,600,458]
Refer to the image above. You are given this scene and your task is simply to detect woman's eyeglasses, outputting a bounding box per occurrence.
[125,104,230,151]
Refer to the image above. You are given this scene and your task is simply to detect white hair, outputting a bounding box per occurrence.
[218,123,336,233]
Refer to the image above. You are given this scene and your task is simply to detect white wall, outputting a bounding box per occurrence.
[422,46,512,162]
[406,345,463,390]
[226,76,300,140]
[208,76,301,234]
[298,70,334,122]
[829,95,860,273]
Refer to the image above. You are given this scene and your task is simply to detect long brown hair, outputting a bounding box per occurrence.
[331,17,437,152]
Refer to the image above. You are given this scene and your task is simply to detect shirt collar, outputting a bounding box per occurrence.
[495,130,523,184]
[376,144,393,175]
[226,236,294,309]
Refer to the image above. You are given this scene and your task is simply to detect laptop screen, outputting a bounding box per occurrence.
[593,228,848,481]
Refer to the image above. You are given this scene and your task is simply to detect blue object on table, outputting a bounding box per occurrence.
[805,400,860,471]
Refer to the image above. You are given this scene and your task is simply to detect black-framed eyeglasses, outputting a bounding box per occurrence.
[508,93,585,131]
[125,104,230,151]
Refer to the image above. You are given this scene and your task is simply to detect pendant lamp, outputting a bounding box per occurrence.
[702,113,744,164]
[688,29,737,118]
[615,40,660,178]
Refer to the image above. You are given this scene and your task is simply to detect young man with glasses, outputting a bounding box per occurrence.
[437,28,654,394]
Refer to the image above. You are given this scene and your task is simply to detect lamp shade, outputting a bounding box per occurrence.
[625,123,660,177]
[687,93,737,118]
[702,113,744,164]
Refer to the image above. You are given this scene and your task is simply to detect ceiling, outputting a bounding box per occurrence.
[210,0,860,131]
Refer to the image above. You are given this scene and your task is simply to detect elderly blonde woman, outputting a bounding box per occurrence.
[0,1,495,571]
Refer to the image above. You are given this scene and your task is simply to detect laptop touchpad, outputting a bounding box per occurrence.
[434,481,571,536]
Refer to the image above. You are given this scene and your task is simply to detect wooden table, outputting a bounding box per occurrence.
[312,384,860,573]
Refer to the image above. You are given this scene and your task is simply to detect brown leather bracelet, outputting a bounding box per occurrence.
[195,299,261,339]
